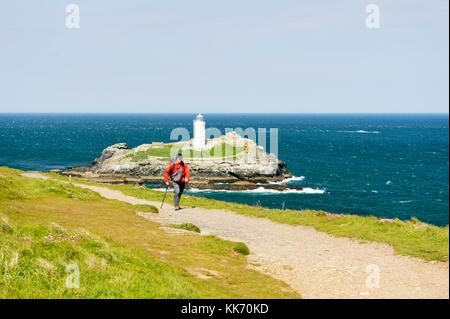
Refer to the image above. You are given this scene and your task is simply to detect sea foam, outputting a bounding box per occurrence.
[338,130,380,134]
[268,176,305,184]
[186,186,325,195]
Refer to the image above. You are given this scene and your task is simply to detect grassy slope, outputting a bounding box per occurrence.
[0,167,297,298]
[46,173,449,262]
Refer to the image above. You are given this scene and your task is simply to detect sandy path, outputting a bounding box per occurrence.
[22,172,449,298]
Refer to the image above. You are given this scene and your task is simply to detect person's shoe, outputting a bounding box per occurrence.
[174,206,181,211]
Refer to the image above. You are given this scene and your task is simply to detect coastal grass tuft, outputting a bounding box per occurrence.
[49,175,449,262]
[132,204,158,214]
[0,168,297,298]
[0,216,13,234]
[170,223,201,233]
[233,242,250,256]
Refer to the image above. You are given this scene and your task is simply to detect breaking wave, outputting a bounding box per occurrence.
[338,130,380,134]
[186,186,325,195]
[268,176,305,184]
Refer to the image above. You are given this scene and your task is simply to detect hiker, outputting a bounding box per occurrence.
[163,153,191,210]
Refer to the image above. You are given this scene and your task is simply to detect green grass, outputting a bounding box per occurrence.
[233,243,250,256]
[0,218,196,298]
[189,143,243,160]
[47,173,449,262]
[0,167,297,298]
[125,143,244,162]
[126,145,177,161]
[170,223,201,233]
[132,204,159,214]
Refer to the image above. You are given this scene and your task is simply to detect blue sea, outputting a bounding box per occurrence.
[0,114,448,226]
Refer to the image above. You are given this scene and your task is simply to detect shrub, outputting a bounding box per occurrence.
[233,242,250,256]
[0,216,13,234]
[133,204,159,214]
[171,223,201,233]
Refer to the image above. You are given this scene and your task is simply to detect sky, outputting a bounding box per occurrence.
[0,0,448,113]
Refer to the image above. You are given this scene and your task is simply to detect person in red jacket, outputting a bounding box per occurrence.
[163,153,191,210]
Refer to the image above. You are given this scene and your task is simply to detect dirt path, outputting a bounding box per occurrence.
[22,172,449,298]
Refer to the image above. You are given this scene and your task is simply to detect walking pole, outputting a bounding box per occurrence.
[161,185,169,208]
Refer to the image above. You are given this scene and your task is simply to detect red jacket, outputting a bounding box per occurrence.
[164,161,191,183]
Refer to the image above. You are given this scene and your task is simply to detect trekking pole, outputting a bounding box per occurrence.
[161,185,169,208]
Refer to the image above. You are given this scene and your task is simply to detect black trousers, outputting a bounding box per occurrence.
[172,182,185,207]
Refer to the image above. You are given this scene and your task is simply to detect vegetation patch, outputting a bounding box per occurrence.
[0,220,196,298]
[132,204,158,214]
[170,223,201,233]
[125,143,244,162]
[233,242,250,256]
[189,143,243,160]
[0,216,13,234]
[127,145,178,161]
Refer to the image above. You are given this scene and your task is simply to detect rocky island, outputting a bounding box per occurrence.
[61,131,299,191]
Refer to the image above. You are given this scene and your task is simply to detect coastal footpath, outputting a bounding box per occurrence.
[1,167,448,298]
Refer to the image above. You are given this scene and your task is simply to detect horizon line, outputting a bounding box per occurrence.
[0,112,449,115]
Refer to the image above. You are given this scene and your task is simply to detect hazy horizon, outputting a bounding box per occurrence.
[0,112,448,115]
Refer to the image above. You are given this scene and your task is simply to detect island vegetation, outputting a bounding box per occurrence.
[126,142,243,162]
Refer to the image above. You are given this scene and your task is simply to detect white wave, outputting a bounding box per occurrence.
[386,181,392,185]
[399,200,413,204]
[338,130,380,134]
[186,186,325,195]
[268,176,305,185]
[297,187,325,194]
[356,130,380,134]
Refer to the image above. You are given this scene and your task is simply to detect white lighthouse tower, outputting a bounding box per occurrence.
[193,113,206,149]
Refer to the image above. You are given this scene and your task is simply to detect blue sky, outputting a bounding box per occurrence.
[0,0,448,113]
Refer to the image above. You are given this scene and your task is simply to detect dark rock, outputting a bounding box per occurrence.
[92,143,129,166]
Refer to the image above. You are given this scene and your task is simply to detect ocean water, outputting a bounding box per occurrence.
[0,113,448,226]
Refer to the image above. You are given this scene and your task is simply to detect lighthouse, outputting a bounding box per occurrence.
[193,113,206,149]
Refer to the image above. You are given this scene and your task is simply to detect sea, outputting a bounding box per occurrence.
[0,113,448,226]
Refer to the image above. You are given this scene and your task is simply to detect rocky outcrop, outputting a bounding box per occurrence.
[92,143,129,166]
[64,132,295,190]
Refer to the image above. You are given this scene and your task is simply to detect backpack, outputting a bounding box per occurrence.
[170,161,184,183]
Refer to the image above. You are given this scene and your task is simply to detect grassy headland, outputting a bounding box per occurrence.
[0,167,297,298]
[46,172,449,262]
